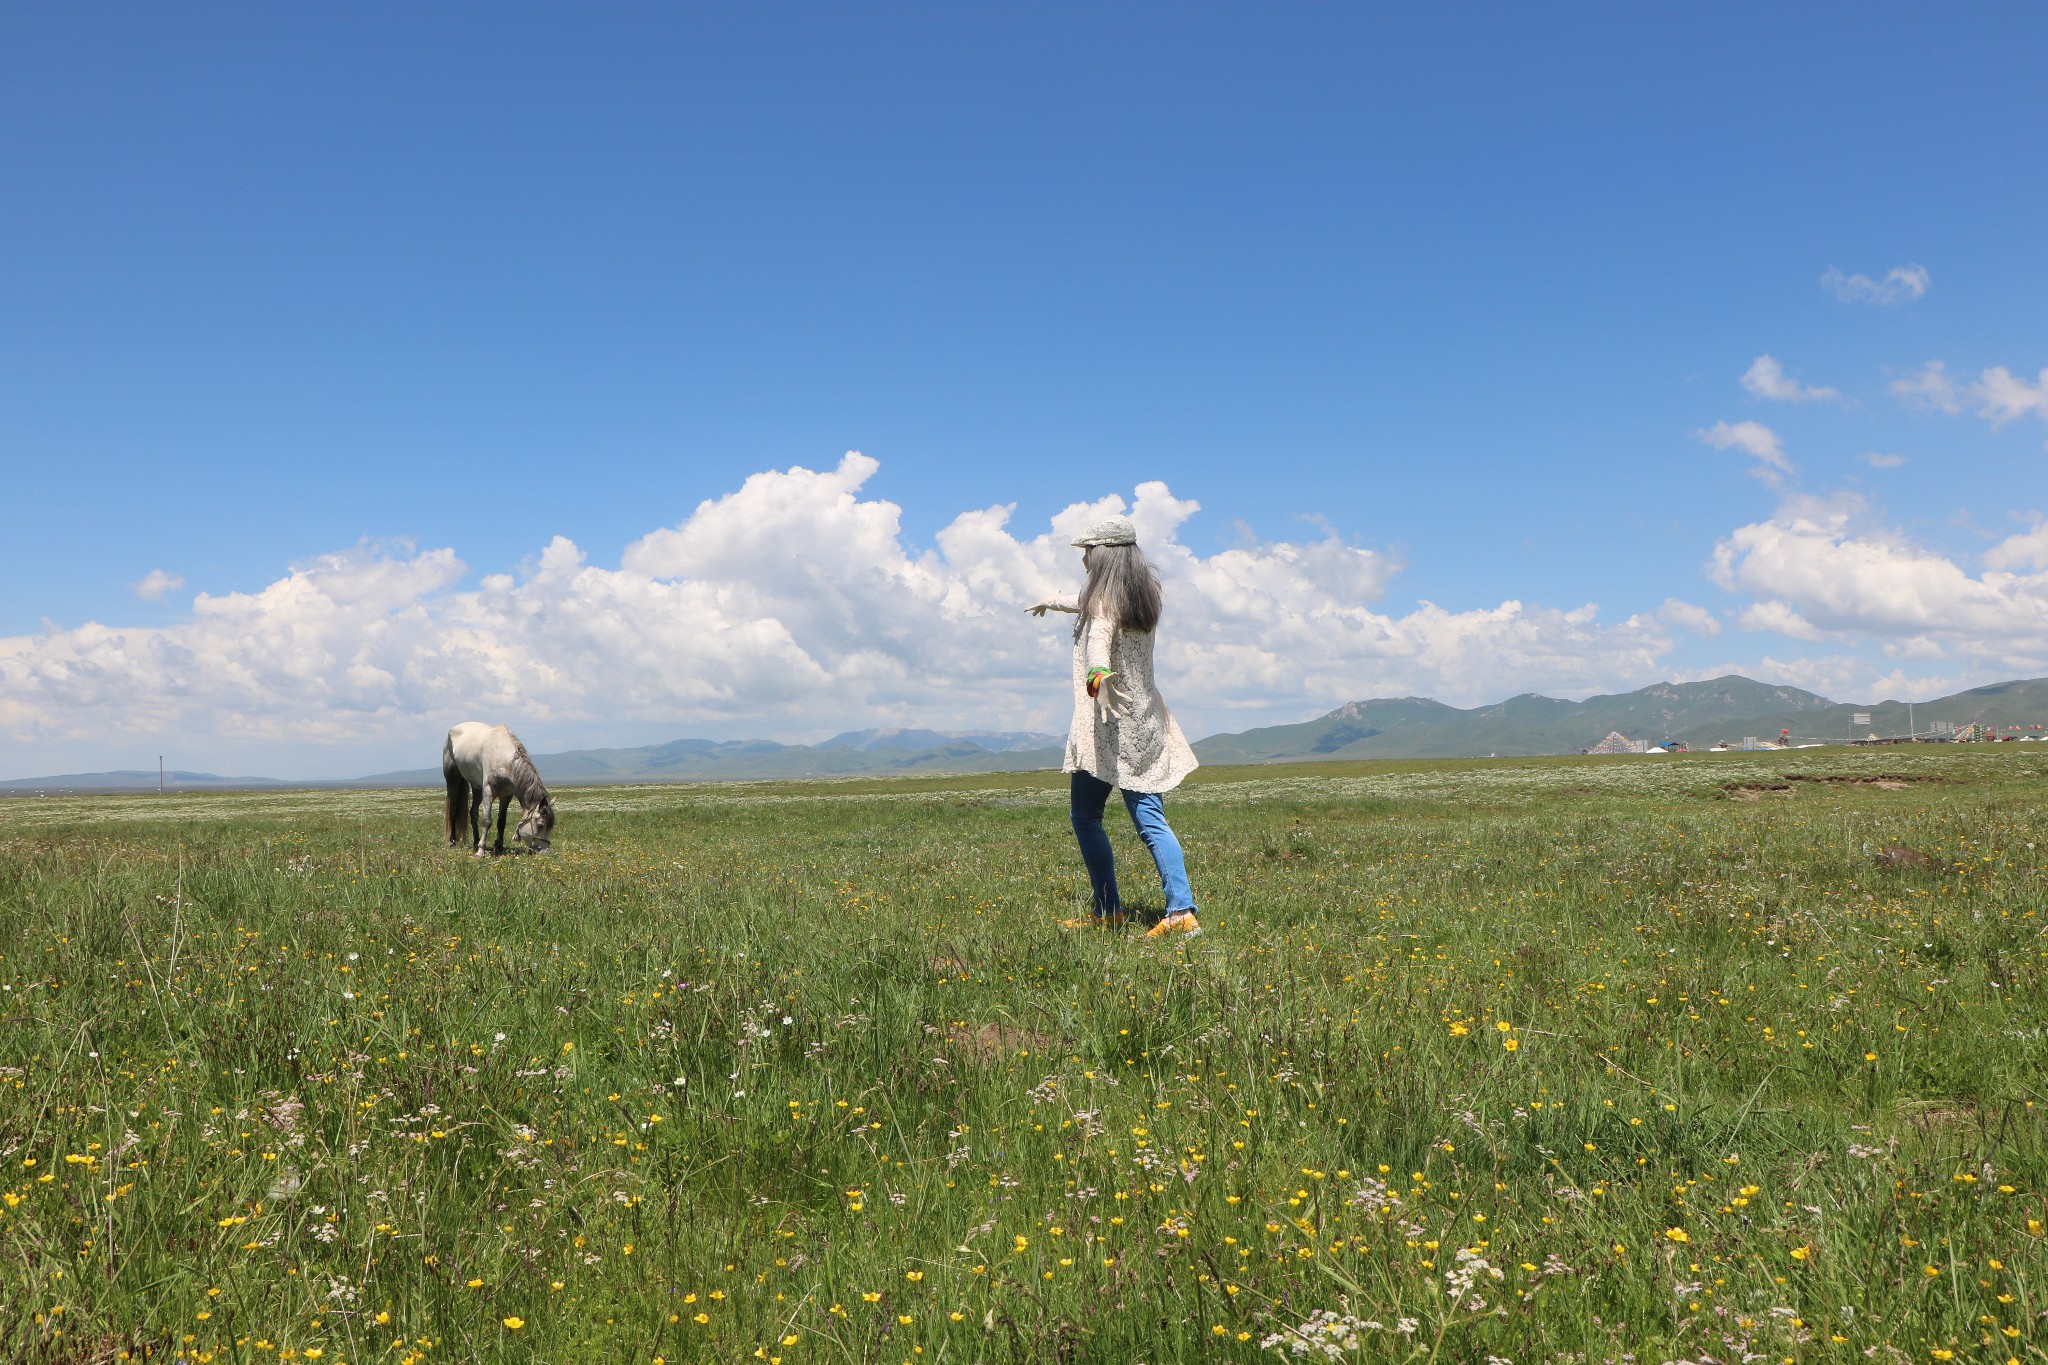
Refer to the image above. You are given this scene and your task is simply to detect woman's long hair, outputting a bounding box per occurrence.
[1077,543,1163,636]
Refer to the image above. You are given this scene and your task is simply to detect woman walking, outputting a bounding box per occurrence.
[1030,514,1202,937]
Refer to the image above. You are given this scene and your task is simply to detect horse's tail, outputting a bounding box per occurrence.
[442,736,469,846]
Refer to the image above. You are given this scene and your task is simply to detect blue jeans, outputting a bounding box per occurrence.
[1070,771,1196,919]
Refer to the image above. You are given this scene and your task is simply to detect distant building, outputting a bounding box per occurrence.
[1585,731,1646,754]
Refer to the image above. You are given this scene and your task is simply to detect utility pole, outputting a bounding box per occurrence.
[1908,700,1915,741]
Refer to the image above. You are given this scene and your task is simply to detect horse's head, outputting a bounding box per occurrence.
[517,798,556,854]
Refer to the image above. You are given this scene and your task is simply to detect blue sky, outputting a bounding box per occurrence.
[4,5,2046,777]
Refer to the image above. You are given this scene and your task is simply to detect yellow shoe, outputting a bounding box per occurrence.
[1146,911,1202,939]
[1062,913,1128,929]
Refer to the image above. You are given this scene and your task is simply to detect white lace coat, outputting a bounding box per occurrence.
[1052,599,1199,794]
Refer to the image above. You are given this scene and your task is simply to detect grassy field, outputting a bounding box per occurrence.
[2,747,2044,1364]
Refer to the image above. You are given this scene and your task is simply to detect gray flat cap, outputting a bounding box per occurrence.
[1071,514,1138,547]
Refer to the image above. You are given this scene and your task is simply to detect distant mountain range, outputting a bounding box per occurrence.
[1198,674,1868,763]
[346,727,1068,787]
[0,768,293,792]
[0,730,1067,792]
[820,727,1055,754]
[10,675,2048,792]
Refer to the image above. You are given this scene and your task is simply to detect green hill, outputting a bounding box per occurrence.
[347,734,1066,787]
[1191,674,2048,763]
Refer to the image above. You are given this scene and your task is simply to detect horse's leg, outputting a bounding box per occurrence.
[472,783,489,856]
[493,786,511,855]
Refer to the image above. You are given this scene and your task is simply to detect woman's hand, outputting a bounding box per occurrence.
[1089,669,1127,723]
[1027,600,1078,617]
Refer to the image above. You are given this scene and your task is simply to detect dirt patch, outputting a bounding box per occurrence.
[1727,772,1951,799]
[942,1021,1058,1062]
[1785,773,1947,788]
[1724,782,1794,800]
[1874,845,1935,870]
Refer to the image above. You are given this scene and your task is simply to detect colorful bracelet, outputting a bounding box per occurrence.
[1086,668,1114,698]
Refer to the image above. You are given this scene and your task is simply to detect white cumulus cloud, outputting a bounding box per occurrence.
[1893,360,2048,430]
[1697,420,1794,487]
[1740,355,1839,403]
[1861,452,1908,469]
[130,569,185,601]
[1737,600,1824,641]
[1709,494,2048,661]
[0,454,1683,770]
[1656,598,1722,638]
[1891,360,1962,413]
[1981,517,2048,573]
[1973,365,2048,428]
[1822,263,1929,305]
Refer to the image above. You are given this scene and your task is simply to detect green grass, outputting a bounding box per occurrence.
[2,747,2045,1364]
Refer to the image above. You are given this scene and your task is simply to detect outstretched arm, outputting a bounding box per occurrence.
[1026,591,1080,617]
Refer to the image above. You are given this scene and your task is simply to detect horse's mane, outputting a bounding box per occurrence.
[505,733,553,816]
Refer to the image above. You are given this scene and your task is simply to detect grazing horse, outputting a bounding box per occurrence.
[443,722,556,855]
